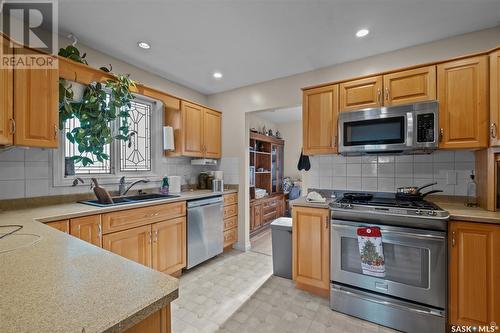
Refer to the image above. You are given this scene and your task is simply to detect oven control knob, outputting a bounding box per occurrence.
[427,210,437,216]
[415,210,423,215]
[342,203,353,209]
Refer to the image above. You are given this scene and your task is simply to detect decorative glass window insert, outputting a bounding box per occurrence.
[64,117,111,174]
[120,100,152,171]
[64,96,153,175]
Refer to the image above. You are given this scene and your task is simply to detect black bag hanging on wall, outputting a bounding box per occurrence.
[297,149,311,171]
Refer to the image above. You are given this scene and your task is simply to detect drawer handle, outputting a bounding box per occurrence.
[146,212,160,218]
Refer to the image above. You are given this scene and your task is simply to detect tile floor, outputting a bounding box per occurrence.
[171,247,398,333]
[249,228,272,256]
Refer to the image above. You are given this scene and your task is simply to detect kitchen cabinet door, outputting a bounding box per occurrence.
[490,50,500,146]
[152,217,186,275]
[125,305,171,333]
[203,109,222,158]
[13,49,58,148]
[181,101,204,157]
[437,56,488,149]
[383,66,436,106]
[339,75,382,112]
[449,221,500,327]
[103,225,152,268]
[70,215,102,247]
[0,35,13,145]
[292,206,330,296]
[303,84,339,155]
[46,220,70,233]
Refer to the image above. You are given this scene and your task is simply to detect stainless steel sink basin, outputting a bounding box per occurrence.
[79,193,180,207]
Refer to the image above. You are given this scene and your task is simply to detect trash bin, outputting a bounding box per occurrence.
[270,217,293,279]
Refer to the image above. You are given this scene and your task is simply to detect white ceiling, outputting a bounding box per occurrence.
[57,0,500,95]
[254,106,302,124]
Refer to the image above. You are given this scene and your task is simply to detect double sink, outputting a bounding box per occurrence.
[80,193,180,207]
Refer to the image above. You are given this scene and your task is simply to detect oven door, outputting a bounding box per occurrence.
[330,219,446,309]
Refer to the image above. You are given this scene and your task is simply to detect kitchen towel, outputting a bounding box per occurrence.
[357,227,386,277]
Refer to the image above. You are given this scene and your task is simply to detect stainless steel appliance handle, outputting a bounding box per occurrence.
[330,223,445,240]
[332,286,445,317]
[187,196,223,208]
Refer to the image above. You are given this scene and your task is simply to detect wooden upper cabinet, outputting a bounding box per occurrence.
[103,225,152,268]
[383,66,436,106]
[13,49,58,148]
[292,206,330,295]
[490,50,500,147]
[449,221,500,327]
[152,217,186,275]
[0,35,13,145]
[437,56,488,149]
[181,101,204,157]
[46,220,70,233]
[303,84,339,155]
[203,109,222,158]
[70,215,102,247]
[339,75,382,112]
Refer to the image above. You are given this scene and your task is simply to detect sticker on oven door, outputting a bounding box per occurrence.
[357,227,386,277]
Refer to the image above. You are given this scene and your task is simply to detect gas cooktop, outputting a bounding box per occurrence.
[330,192,450,230]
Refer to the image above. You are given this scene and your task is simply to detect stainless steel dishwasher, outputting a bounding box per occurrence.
[186,195,224,269]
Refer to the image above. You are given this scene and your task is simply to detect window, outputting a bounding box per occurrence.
[53,93,163,186]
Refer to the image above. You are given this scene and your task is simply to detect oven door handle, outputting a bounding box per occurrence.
[330,223,445,240]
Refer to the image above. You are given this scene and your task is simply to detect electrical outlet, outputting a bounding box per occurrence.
[446,171,457,185]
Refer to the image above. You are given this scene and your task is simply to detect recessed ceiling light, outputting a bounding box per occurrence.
[137,41,151,49]
[356,29,370,38]
[213,72,223,79]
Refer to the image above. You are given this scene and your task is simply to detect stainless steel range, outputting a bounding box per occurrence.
[329,192,449,333]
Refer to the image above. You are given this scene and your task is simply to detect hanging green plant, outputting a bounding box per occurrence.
[58,45,137,167]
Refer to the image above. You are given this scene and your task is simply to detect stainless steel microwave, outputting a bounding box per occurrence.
[338,101,439,155]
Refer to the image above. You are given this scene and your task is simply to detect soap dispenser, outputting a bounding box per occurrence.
[465,171,477,207]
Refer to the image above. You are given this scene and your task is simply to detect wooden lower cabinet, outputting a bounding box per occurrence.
[223,193,238,248]
[103,225,152,268]
[152,217,186,275]
[292,206,330,297]
[250,195,284,235]
[125,305,171,333]
[70,215,102,247]
[449,221,500,327]
[46,220,70,233]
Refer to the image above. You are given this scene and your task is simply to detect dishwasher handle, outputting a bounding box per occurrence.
[187,196,223,208]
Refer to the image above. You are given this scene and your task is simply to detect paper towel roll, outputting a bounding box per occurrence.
[214,171,223,180]
[168,176,181,193]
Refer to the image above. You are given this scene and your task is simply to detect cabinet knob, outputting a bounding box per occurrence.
[452,231,456,247]
[377,89,382,104]
[385,88,390,101]
[54,125,58,139]
[439,128,444,142]
[98,223,102,239]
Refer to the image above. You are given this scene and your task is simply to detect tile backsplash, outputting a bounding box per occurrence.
[0,147,234,200]
[307,150,475,196]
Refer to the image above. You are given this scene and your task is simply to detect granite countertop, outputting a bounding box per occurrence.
[0,189,236,333]
[432,199,500,225]
[291,194,500,226]
[290,196,332,209]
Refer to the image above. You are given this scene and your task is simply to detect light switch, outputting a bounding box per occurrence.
[446,171,457,185]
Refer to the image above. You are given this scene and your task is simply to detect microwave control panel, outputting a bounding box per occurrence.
[416,113,435,143]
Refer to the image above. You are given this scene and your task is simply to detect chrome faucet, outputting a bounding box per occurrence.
[118,176,149,196]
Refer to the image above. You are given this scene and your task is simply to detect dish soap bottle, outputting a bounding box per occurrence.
[466,171,477,207]
[160,176,169,195]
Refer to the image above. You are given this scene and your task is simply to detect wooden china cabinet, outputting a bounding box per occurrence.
[249,132,285,235]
